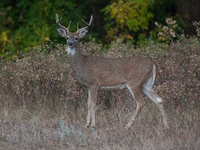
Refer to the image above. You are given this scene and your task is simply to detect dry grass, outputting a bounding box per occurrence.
[0,36,200,149]
[0,103,200,149]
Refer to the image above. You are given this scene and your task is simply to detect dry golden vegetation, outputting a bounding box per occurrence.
[0,36,200,149]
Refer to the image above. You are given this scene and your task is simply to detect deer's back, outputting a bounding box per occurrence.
[77,55,155,87]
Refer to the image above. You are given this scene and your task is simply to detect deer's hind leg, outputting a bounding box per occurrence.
[142,86,169,128]
[125,84,146,129]
[141,63,169,128]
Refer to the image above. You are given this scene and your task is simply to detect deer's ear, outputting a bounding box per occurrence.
[78,28,88,38]
[57,27,67,37]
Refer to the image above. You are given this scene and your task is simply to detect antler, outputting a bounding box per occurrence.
[77,15,93,33]
[82,15,93,26]
[55,13,71,33]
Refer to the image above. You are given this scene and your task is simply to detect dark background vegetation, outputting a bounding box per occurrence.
[0,0,200,149]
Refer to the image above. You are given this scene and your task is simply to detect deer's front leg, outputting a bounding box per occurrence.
[86,89,91,127]
[91,87,98,127]
[86,86,98,128]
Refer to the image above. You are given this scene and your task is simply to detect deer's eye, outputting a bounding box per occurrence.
[75,37,78,40]
[66,37,69,40]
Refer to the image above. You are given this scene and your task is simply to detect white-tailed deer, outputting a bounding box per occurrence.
[56,14,169,129]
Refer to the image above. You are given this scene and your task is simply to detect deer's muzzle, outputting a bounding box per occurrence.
[68,42,73,46]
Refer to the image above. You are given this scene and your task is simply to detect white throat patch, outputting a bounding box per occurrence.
[67,47,75,56]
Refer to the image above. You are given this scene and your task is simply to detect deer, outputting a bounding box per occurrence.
[55,13,169,129]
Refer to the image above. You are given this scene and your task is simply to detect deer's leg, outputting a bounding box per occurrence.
[142,86,169,128]
[126,85,145,129]
[90,86,98,127]
[86,86,98,128]
[85,89,91,127]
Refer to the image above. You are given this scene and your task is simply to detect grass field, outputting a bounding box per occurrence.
[0,36,200,149]
[0,101,200,149]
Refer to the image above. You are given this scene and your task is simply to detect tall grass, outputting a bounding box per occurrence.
[0,36,200,149]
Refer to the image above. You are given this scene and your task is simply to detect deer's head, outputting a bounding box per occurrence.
[56,14,93,49]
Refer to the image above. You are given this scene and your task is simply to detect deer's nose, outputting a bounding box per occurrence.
[68,42,73,46]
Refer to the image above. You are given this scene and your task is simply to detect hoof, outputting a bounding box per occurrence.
[85,124,90,128]
[125,125,130,130]
[125,121,133,129]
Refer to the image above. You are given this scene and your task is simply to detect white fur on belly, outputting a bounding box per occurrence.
[100,84,126,90]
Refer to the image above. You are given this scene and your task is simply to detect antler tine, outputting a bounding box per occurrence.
[82,15,93,27]
[55,13,70,33]
[67,21,71,31]
[76,15,93,33]
[89,15,93,26]
[77,22,79,30]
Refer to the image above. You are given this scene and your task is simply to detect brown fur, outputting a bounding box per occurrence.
[56,14,169,128]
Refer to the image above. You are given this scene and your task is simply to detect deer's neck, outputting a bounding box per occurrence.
[67,46,84,72]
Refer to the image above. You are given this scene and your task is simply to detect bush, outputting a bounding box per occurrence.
[0,34,200,110]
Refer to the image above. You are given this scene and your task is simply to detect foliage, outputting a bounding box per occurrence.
[102,0,154,42]
[155,18,179,42]
[193,21,200,37]
[0,34,199,110]
[0,0,198,60]
[0,0,92,60]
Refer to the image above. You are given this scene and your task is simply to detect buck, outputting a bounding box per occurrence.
[55,14,169,129]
